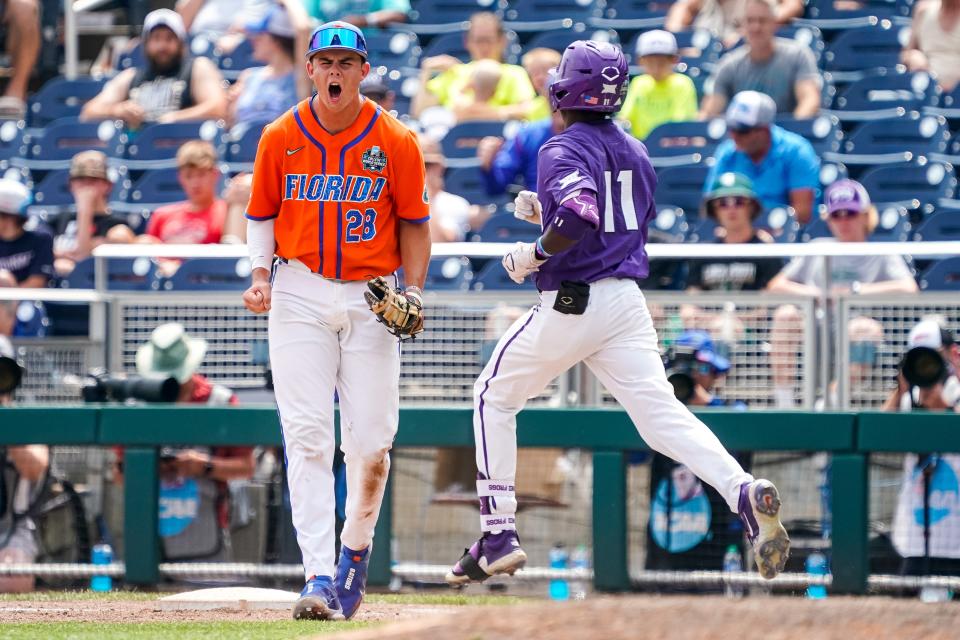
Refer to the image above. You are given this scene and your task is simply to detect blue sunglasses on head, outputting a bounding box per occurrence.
[306,24,368,59]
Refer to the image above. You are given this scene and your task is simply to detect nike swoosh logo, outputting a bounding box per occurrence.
[286,146,305,156]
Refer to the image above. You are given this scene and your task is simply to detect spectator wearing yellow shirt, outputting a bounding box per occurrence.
[618,30,698,140]
[411,12,536,120]
[521,47,562,121]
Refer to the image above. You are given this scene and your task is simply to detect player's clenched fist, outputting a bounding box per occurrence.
[513,190,542,225]
[243,280,272,314]
[502,241,546,284]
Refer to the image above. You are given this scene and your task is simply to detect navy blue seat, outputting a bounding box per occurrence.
[162,258,252,291]
[217,38,258,80]
[421,30,522,65]
[17,118,123,172]
[799,0,898,32]
[919,257,960,291]
[0,119,25,171]
[799,217,830,242]
[441,121,515,167]
[688,217,718,243]
[591,0,670,30]
[475,213,540,242]
[472,257,536,290]
[116,42,144,71]
[642,120,727,165]
[912,211,960,242]
[821,22,908,82]
[443,166,506,205]
[410,0,499,32]
[827,72,938,123]
[757,207,800,243]
[649,205,689,242]
[523,27,588,53]
[364,31,421,70]
[776,115,842,155]
[504,0,600,31]
[28,77,107,128]
[426,256,474,290]
[12,301,49,338]
[122,121,224,171]
[819,161,849,188]
[44,301,89,336]
[857,162,956,214]
[927,84,960,126]
[224,119,272,171]
[119,167,187,209]
[61,257,160,291]
[825,115,950,171]
[654,164,711,215]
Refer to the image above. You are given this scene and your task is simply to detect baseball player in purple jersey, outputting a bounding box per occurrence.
[446,40,790,586]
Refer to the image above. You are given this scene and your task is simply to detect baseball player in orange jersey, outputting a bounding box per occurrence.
[241,21,431,621]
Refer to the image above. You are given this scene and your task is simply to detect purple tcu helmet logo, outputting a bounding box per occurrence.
[549,40,628,113]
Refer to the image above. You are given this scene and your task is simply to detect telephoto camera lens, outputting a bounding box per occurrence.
[0,356,24,394]
[901,346,948,389]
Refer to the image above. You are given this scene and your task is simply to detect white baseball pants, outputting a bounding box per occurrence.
[269,260,399,580]
[474,278,752,529]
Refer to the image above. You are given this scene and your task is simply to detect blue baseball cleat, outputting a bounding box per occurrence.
[293,575,345,621]
[335,544,370,620]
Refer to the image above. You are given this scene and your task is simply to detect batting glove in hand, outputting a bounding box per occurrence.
[513,190,542,225]
[364,277,424,339]
[502,241,546,284]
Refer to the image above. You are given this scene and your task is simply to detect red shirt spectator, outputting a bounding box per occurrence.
[146,199,226,244]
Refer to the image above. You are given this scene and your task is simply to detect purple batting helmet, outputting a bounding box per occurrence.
[548,40,628,113]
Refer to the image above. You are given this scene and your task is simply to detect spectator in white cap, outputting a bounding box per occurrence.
[700,0,820,118]
[704,90,818,224]
[666,0,804,48]
[618,30,698,140]
[0,179,52,289]
[227,2,311,129]
[81,8,228,129]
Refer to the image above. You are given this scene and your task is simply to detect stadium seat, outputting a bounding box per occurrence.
[12,301,49,338]
[775,115,843,155]
[472,257,536,290]
[926,84,960,127]
[919,257,960,291]
[441,121,519,167]
[687,216,718,243]
[122,120,225,171]
[819,161,849,188]
[856,162,956,214]
[116,41,144,71]
[421,30,522,65]
[523,26,593,54]
[118,167,187,209]
[825,115,950,172]
[28,168,120,215]
[591,0,670,30]
[161,258,252,291]
[27,76,107,128]
[912,211,960,242]
[821,22,908,82]
[363,31,421,70]
[649,205,689,242]
[43,301,89,336]
[654,164,711,215]
[380,69,418,117]
[61,256,160,291]
[0,120,26,171]
[504,0,601,32]
[444,166,506,205]
[798,0,898,31]
[475,212,540,242]
[409,0,497,33]
[15,118,123,172]
[223,119,272,171]
[643,120,727,167]
[426,256,474,290]
[827,72,938,123]
[217,38,258,80]
[757,207,800,243]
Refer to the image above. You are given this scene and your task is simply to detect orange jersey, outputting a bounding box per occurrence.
[246,97,429,280]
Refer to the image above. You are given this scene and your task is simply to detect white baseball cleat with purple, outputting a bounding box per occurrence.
[738,479,791,579]
[446,530,528,586]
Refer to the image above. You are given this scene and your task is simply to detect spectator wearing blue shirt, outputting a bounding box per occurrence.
[704,90,819,224]
[478,110,562,197]
[0,180,52,289]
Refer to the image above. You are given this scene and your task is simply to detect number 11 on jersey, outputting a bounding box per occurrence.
[603,170,639,233]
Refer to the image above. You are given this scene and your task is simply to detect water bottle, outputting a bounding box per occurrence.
[805,551,828,599]
[919,585,954,603]
[90,543,113,592]
[548,543,569,601]
[570,544,590,600]
[723,545,743,598]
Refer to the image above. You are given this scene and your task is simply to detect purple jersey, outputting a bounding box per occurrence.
[534,120,657,291]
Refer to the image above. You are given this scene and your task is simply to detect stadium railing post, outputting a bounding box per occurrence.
[124,447,161,585]
[368,472,393,586]
[592,450,630,591]
[829,452,868,594]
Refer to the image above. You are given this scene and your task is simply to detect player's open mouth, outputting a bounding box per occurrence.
[328,83,342,101]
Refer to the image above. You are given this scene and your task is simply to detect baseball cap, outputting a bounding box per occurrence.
[725,91,776,132]
[306,21,367,60]
[704,172,761,219]
[0,179,31,217]
[637,30,678,57]
[824,179,871,215]
[909,319,955,350]
[70,150,110,182]
[136,323,207,384]
[676,330,731,374]
[142,8,187,42]
[360,73,390,100]
[246,4,295,39]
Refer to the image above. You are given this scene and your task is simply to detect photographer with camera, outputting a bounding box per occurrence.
[646,330,750,578]
[112,324,255,563]
[0,335,50,592]
[886,319,960,586]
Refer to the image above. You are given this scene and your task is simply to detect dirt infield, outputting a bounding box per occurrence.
[326,595,960,640]
[2,593,959,639]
